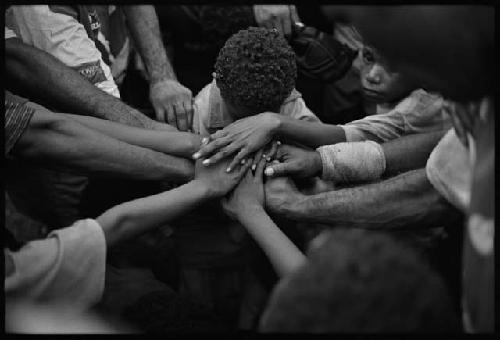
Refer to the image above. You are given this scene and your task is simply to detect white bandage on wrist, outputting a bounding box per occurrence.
[316,141,386,183]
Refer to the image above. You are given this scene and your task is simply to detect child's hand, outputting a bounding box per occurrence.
[194,157,250,198]
[222,155,267,220]
[192,112,282,172]
[264,144,323,178]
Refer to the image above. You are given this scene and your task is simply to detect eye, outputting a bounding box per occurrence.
[362,49,375,64]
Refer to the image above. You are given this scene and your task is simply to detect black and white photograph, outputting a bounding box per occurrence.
[3,2,494,334]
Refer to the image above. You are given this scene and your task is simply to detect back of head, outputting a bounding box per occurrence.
[215,27,297,114]
[259,228,459,333]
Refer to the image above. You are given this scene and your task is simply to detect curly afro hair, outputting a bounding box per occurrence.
[215,27,297,114]
[260,229,460,332]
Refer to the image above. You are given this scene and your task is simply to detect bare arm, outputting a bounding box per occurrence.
[11,104,194,182]
[275,114,347,148]
[266,168,461,230]
[236,205,306,277]
[97,156,251,247]
[222,155,306,277]
[5,38,166,130]
[383,130,446,176]
[65,113,201,158]
[123,5,193,130]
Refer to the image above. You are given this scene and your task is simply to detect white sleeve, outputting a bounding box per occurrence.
[5,219,107,310]
[8,5,119,97]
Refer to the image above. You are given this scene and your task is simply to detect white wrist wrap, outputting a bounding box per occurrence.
[316,141,386,183]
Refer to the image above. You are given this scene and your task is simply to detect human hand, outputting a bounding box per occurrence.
[264,171,303,216]
[150,79,193,131]
[222,155,267,220]
[194,156,251,198]
[264,144,323,178]
[193,112,281,172]
[253,5,301,38]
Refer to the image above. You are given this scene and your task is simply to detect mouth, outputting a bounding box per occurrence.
[362,88,384,101]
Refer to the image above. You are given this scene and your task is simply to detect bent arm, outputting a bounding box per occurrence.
[5,38,159,129]
[237,205,306,277]
[97,179,212,247]
[283,168,460,230]
[11,104,194,182]
[65,113,200,158]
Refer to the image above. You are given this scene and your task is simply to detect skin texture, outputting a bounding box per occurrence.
[11,103,194,183]
[96,157,250,247]
[65,114,201,158]
[359,46,416,104]
[321,5,493,102]
[5,38,169,131]
[222,157,306,277]
[265,168,462,231]
[264,130,446,179]
[123,5,193,131]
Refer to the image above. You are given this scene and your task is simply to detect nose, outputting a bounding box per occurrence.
[365,64,383,85]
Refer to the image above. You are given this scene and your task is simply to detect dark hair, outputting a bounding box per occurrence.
[198,6,256,52]
[260,229,459,333]
[215,27,297,113]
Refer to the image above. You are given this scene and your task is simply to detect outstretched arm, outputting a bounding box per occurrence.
[223,154,306,277]
[98,156,251,247]
[11,102,194,182]
[265,168,462,230]
[5,38,169,131]
[65,113,201,158]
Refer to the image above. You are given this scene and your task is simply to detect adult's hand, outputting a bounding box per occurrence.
[264,144,323,178]
[222,156,267,220]
[264,171,304,217]
[150,79,193,131]
[253,5,301,37]
[193,112,282,172]
[194,156,251,198]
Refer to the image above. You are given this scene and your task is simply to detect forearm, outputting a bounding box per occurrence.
[276,115,346,148]
[97,180,211,246]
[123,5,176,83]
[65,114,199,157]
[5,39,157,129]
[13,111,194,182]
[383,130,447,176]
[285,168,459,230]
[238,205,306,277]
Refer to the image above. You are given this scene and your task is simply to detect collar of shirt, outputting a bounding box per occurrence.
[206,79,302,130]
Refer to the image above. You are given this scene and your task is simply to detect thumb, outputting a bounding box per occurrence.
[264,160,297,177]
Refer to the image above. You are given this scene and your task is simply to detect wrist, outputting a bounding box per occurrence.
[265,112,283,135]
[236,202,265,219]
[190,179,218,200]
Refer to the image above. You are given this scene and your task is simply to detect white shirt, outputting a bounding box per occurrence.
[5,219,107,310]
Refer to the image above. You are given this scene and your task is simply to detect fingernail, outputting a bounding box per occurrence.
[242,159,247,165]
[226,167,231,173]
[193,152,201,159]
[252,164,256,171]
[202,137,209,145]
[276,141,282,146]
[265,167,274,176]
[266,156,271,162]
[202,159,210,165]
[262,154,267,159]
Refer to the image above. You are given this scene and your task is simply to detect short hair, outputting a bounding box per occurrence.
[259,228,459,333]
[215,27,297,113]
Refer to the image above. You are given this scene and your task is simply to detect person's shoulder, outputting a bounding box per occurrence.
[280,88,320,122]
